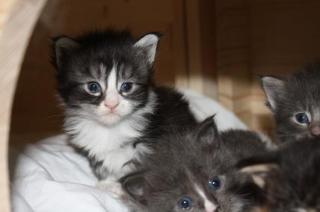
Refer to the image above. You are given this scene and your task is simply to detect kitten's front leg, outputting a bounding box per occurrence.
[91,159,125,197]
[97,176,125,198]
[92,158,136,198]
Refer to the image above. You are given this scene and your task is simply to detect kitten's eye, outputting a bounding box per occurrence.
[86,82,101,95]
[120,82,133,93]
[208,176,221,191]
[294,112,310,125]
[178,196,192,210]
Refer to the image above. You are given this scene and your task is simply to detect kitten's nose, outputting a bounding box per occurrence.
[205,201,218,212]
[311,126,320,137]
[206,206,217,212]
[104,100,119,110]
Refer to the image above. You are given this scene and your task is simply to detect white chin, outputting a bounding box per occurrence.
[100,113,122,125]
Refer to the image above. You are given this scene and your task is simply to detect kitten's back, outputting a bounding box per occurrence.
[236,138,320,211]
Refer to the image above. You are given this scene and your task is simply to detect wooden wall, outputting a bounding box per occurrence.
[216,0,320,136]
[9,0,196,146]
[1,0,47,210]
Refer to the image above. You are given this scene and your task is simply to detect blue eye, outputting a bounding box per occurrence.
[178,196,192,210]
[208,176,221,191]
[87,82,101,94]
[295,112,310,124]
[120,82,133,93]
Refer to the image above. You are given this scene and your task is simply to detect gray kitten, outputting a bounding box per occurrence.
[121,117,269,212]
[261,63,320,143]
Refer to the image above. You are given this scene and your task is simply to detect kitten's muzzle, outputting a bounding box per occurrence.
[310,125,320,137]
[104,100,120,111]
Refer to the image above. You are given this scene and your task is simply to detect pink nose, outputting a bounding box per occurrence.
[206,206,217,212]
[311,126,320,136]
[104,101,119,110]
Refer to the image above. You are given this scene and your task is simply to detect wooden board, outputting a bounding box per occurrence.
[0,0,47,210]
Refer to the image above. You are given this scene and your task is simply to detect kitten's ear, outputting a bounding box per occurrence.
[196,115,220,146]
[121,172,148,205]
[134,33,160,65]
[52,36,80,69]
[260,76,286,111]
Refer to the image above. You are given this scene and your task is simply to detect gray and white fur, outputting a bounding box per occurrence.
[52,30,197,189]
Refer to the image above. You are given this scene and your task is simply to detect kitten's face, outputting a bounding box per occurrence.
[261,66,320,142]
[123,118,258,212]
[133,169,249,212]
[53,31,159,125]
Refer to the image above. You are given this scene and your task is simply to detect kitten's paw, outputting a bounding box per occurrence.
[97,179,125,198]
[257,132,278,150]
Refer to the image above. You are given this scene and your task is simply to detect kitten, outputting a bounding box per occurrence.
[122,117,269,212]
[237,137,320,211]
[51,30,197,190]
[261,63,320,143]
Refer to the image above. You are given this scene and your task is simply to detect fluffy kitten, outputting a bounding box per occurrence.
[237,138,320,211]
[51,30,197,188]
[122,117,269,212]
[261,63,320,143]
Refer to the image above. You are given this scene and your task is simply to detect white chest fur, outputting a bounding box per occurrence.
[64,114,150,178]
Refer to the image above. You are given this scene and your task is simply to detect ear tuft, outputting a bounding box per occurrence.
[134,33,160,65]
[260,76,286,111]
[52,36,80,69]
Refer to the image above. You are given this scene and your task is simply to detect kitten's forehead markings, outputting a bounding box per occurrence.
[193,184,217,212]
[107,64,118,91]
[99,63,107,80]
[105,64,119,103]
[98,63,107,90]
[118,63,126,79]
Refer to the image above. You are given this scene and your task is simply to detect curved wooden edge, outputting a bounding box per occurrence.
[0,0,47,211]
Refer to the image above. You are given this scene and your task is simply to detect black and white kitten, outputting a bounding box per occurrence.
[261,63,320,143]
[237,137,320,211]
[52,30,197,189]
[122,117,269,212]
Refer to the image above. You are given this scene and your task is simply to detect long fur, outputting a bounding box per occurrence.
[52,29,197,182]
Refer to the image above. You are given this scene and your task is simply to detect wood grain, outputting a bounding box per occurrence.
[216,0,320,135]
[0,0,47,210]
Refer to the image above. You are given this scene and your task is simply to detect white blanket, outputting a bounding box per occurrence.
[11,90,246,212]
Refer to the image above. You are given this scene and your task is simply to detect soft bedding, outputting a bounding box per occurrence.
[11,90,247,212]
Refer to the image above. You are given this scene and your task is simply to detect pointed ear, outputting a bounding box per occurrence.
[260,76,286,111]
[195,115,220,146]
[52,36,80,69]
[134,33,160,65]
[121,172,148,205]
